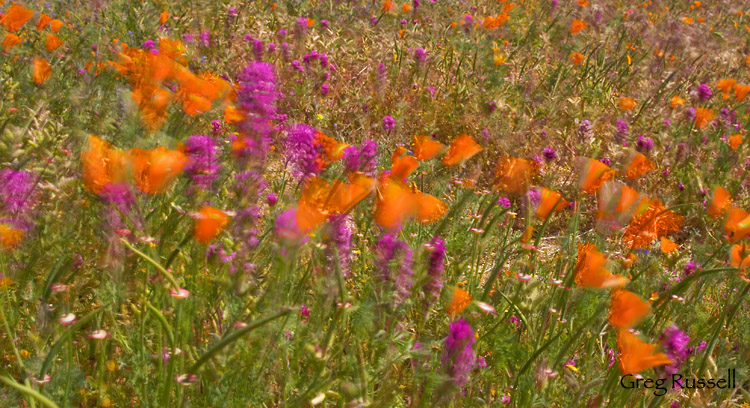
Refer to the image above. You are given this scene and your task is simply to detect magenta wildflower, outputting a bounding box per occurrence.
[326,215,352,277]
[542,148,557,162]
[615,119,629,143]
[685,107,697,122]
[253,39,264,61]
[601,157,612,166]
[414,48,427,65]
[423,236,446,307]
[383,116,396,132]
[441,318,476,388]
[578,119,593,140]
[498,197,511,208]
[695,83,712,102]
[321,83,330,96]
[0,169,36,218]
[184,135,220,192]
[285,124,320,179]
[635,136,654,153]
[376,233,414,304]
[275,208,305,245]
[199,31,211,47]
[660,325,690,376]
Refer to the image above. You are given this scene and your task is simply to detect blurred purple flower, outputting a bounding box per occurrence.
[383,116,396,132]
[285,124,320,179]
[184,135,220,192]
[441,318,475,388]
[376,233,414,304]
[542,148,557,162]
[696,83,712,102]
[423,236,446,307]
[660,325,690,376]
[635,136,654,153]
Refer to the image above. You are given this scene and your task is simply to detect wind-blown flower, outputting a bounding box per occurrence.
[423,236,446,306]
[285,124,321,179]
[441,318,476,388]
[376,233,414,304]
[184,135,220,192]
[326,215,353,277]
[0,169,36,218]
[660,326,690,376]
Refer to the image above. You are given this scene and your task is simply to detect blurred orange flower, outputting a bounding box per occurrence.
[0,224,24,250]
[493,157,538,194]
[624,151,655,180]
[617,330,672,374]
[1,3,34,32]
[735,84,750,102]
[413,135,446,161]
[578,157,615,194]
[446,287,472,317]
[622,199,683,249]
[694,107,714,128]
[708,186,732,219]
[608,289,651,329]
[618,97,637,111]
[574,243,629,289]
[442,134,482,167]
[194,206,229,244]
[81,135,128,194]
[129,146,187,194]
[32,58,51,84]
[2,33,21,51]
[569,52,584,65]
[44,33,63,52]
[570,19,588,34]
[535,188,568,220]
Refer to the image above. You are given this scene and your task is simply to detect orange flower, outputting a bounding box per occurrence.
[717,79,736,99]
[618,97,637,111]
[597,182,644,228]
[382,0,394,12]
[694,107,714,128]
[616,330,672,375]
[521,225,534,244]
[374,176,417,230]
[735,84,750,102]
[574,243,629,289]
[1,3,34,32]
[158,38,187,62]
[129,146,187,194]
[413,186,448,225]
[315,131,350,163]
[669,95,684,109]
[724,208,750,242]
[36,13,53,31]
[708,186,732,219]
[446,287,472,317]
[81,135,128,194]
[660,237,678,254]
[729,134,743,151]
[730,243,750,271]
[535,188,568,220]
[442,134,482,167]
[390,155,419,181]
[624,151,654,180]
[223,104,245,124]
[570,19,588,34]
[32,58,51,85]
[194,206,229,244]
[622,199,683,249]
[306,18,315,27]
[2,33,21,51]
[159,11,169,25]
[413,135,446,161]
[50,19,63,33]
[44,33,63,52]
[608,289,651,329]
[181,93,212,115]
[493,157,538,194]
[0,224,24,250]
[578,157,615,194]
[578,0,589,6]
[401,3,412,12]
[569,52,584,65]
[131,85,173,131]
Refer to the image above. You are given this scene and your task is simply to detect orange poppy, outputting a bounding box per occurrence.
[0,223,24,250]
[131,85,173,131]
[569,52,584,65]
[32,58,51,85]
[159,11,169,25]
[446,287,472,317]
[1,3,34,32]
[49,19,63,33]
[735,84,750,102]
[597,182,644,229]
[574,243,629,289]
[717,79,736,99]
[181,93,212,115]
[608,289,651,329]
[708,186,732,219]
[616,330,672,375]
[535,188,568,220]
[622,199,683,249]
[660,237,678,253]
[390,155,418,181]
[694,107,715,129]
[2,33,21,51]
[224,105,245,124]
[442,134,482,167]
[382,0,394,12]
[158,38,187,62]
[730,134,743,151]
[618,97,637,111]
[570,19,588,34]
[129,146,187,194]
[315,131,350,163]
[81,135,128,194]
[410,183,448,224]
[44,33,63,52]
[402,3,412,12]
[194,206,229,244]
[374,176,418,230]
[413,135,446,161]
[669,95,684,109]
[301,175,376,217]
[730,243,750,271]
[36,13,53,30]
[578,157,615,194]
[725,208,750,242]
[624,151,655,180]
[493,157,538,194]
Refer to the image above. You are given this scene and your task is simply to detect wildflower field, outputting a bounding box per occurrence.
[2,0,750,406]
